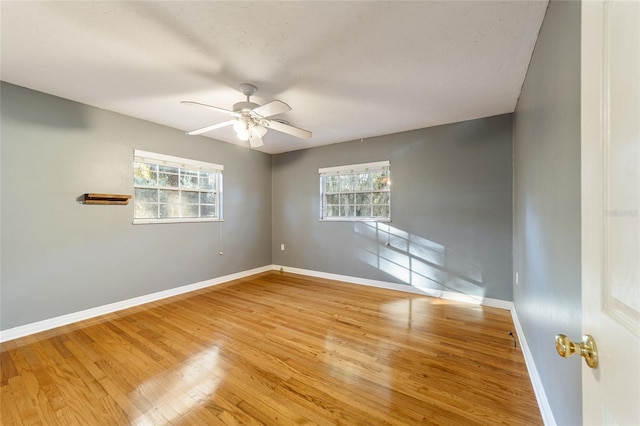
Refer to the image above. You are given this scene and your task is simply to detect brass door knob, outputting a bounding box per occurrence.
[555,334,598,369]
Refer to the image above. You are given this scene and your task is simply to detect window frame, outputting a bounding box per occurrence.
[319,160,391,222]
[133,150,223,224]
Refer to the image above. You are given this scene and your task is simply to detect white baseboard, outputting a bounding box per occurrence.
[0,265,273,343]
[1,263,513,344]
[272,265,513,310]
[511,307,556,426]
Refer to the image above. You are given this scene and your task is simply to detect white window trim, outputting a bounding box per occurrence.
[318,160,389,176]
[319,160,391,222]
[134,150,223,172]
[133,150,223,224]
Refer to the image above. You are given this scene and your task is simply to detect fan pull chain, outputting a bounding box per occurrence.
[219,222,224,256]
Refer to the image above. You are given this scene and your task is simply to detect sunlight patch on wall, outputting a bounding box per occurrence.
[408,233,445,266]
[354,222,486,301]
[379,256,411,283]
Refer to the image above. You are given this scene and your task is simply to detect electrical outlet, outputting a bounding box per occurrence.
[281,244,285,251]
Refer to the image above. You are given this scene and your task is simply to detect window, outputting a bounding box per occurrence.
[133,150,223,224]
[319,161,391,221]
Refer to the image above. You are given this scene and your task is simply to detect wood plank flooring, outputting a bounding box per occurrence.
[1,271,542,425]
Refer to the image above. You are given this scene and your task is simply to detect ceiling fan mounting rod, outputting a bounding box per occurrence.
[239,83,257,101]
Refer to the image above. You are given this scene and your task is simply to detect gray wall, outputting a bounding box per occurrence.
[1,82,272,330]
[0,83,513,330]
[512,1,582,424]
[272,114,513,302]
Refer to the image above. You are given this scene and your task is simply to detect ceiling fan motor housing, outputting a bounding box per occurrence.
[233,101,260,113]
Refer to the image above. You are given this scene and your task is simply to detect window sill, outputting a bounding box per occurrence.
[319,218,391,223]
[133,218,223,225]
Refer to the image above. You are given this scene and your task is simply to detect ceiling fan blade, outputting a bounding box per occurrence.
[181,101,240,117]
[249,131,264,148]
[186,120,235,136]
[265,119,312,139]
[252,100,291,118]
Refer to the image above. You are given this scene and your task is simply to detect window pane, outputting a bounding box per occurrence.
[159,204,180,218]
[340,205,353,217]
[325,206,339,217]
[200,192,216,204]
[135,203,157,219]
[181,191,199,204]
[372,192,390,205]
[356,205,372,217]
[325,194,340,205]
[159,189,180,203]
[373,205,389,217]
[355,173,372,190]
[340,194,355,205]
[180,175,198,189]
[158,173,179,188]
[355,193,371,204]
[134,162,157,186]
[340,175,355,191]
[135,188,157,203]
[181,204,199,218]
[201,205,217,217]
[324,176,339,192]
[199,172,216,190]
[373,172,390,190]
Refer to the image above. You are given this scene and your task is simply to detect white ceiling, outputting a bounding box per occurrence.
[1,1,548,154]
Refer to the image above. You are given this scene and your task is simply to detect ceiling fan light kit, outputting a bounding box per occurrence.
[182,83,311,148]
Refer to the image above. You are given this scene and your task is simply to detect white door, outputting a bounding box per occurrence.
[581,1,640,425]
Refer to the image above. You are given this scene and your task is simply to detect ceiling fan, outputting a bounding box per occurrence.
[182,83,312,148]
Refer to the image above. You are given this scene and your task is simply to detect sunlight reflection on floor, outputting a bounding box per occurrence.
[132,344,223,425]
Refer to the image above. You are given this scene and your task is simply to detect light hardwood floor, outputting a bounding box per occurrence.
[1,271,542,425]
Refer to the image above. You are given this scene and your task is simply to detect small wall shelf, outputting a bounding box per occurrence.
[82,193,132,205]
